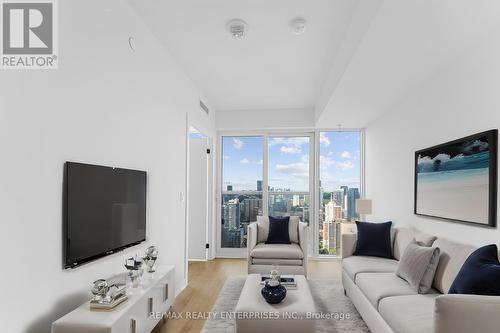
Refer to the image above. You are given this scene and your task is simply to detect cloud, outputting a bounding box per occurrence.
[337,161,354,170]
[320,155,335,169]
[275,162,309,178]
[257,159,263,165]
[320,155,355,171]
[271,137,309,154]
[320,133,330,147]
[233,138,243,149]
[280,146,301,154]
[240,158,250,164]
[341,151,351,159]
[223,155,230,160]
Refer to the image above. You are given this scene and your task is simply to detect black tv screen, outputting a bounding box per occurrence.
[64,162,146,268]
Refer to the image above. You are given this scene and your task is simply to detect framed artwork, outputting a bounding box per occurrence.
[414,130,497,227]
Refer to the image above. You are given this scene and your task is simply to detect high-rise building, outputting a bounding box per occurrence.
[347,188,360,220]
[292,194,300,207]
[227,185,233,191]
[257,180,262,191]
[226,198,240,230]
[242,198,261,222]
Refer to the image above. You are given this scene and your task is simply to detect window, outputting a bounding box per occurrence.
[268,136,311,223]
[221,136,263,248]
[318,131,362,255]
[218,130,363,257]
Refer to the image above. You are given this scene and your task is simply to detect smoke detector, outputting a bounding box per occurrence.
[290,17,307,35]
[226,19,248,39]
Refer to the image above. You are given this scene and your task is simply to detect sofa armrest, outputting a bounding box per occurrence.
[247,222,258,259]
[435,294,500,333]
[341,233,357,258]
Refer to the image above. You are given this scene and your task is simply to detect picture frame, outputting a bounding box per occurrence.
[414,130,498,227]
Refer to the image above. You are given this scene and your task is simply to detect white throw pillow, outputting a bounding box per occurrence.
[396,241,440,294]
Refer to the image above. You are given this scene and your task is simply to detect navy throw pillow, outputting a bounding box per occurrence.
[449,244,500,295]
[266,216,291,244]
[353,221,393,259]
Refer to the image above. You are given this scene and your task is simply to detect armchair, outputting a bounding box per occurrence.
[247,217,308,276]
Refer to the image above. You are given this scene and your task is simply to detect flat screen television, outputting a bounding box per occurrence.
[64,162,147,268]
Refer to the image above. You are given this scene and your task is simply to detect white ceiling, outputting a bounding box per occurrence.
[132,0,500,127]
[316,0,500,127]
[132,0,360,111]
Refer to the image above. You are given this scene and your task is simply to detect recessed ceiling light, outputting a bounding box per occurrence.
[290,17,307,35]
[226,19,248,39]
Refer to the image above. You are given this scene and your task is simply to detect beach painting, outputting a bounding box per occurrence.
[414,130,497,226]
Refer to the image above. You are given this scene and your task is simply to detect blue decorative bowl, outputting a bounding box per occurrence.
[261,282,287,304]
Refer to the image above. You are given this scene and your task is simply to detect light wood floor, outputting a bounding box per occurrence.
[157,258,342,333]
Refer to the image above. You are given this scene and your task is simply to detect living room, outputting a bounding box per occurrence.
[2,0,500,333]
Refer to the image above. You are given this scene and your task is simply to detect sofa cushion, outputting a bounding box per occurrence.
[396,242,440,294]
[353,221,393,258]
[250,243,303,259]
[393,227,437,260]
[433,238,475,293]
[252,258,303,266]
[256,216,299,243]
[449,244,500,295]
[355,273,417,309]
[379,294,437,333]
[343,256,398,282]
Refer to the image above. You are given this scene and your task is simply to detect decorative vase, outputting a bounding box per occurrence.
[261,282,287,304]
[261,268,286,304]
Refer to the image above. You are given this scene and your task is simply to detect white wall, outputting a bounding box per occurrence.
[216,108,314,130]
[365,25,500,246]
[0,1,214,332]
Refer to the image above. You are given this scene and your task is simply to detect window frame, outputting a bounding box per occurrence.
[215,129,364,258]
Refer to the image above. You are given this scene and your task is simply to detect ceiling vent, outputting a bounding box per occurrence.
[199,100,209,114]
[226,19,248,39]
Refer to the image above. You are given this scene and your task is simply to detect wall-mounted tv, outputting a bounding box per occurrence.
[64,162,147,268]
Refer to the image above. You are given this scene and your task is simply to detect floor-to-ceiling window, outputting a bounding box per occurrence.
[268,136,311,224]
[218,130,362,257]
[318,131,362,255]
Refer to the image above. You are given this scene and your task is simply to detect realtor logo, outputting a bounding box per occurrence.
[1,0,58,69]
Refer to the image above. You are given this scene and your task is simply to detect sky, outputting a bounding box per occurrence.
[222,131,361,192]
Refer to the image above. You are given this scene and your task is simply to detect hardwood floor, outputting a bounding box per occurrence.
[157,258,342,333]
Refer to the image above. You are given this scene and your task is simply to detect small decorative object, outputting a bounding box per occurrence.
[91,279,109,302]
[261,269,287,304]
[125,257,143,288]
[415,130,497,226]
[143,246,158,273]
[90,279,128,310]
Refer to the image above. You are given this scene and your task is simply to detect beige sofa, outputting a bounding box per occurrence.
[342,227,500,333]
[247,216,308,276]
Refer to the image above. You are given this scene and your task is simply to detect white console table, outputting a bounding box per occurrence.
[52,265,175,333]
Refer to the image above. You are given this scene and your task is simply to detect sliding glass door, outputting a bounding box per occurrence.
[220,136,263,250]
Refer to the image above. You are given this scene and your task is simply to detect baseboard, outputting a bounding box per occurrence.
[175,277,188,298]
[188,258,207,262]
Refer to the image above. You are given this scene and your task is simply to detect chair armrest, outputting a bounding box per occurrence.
[341,233,357,258]
[434,294,500,333]
[247,222,258,259]
[298,222,308,255]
